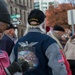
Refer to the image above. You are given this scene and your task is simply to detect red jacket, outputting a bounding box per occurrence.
[60,50,72,75]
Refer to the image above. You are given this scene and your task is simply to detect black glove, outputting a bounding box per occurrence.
[21,61,29,72]
[5,62,22,75]
[18,59,29,72]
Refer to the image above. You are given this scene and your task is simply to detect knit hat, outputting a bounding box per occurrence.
[28,9,46,26]
[0,0,14,29]
[53,25,65,32]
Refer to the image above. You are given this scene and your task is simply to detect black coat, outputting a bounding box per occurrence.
[0,34,14,56]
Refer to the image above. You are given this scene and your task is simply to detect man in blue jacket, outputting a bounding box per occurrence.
[0,0,15,56]
[13,9,67,75]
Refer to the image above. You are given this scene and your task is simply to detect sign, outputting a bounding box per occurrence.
[12,21,21,25]
[67,9,75,35]
[67,10,75,25]
[11,14,20,18]
[13,18,17,21]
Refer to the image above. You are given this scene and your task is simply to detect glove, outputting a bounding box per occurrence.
[18,59,29,72]
[21,61,29,72]
[5,62,22,75]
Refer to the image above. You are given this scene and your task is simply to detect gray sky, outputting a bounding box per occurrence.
[34,0,69,3]
[57,0,69,3]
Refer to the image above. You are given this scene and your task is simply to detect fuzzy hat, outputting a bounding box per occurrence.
[46,26,50,32]
[28,9,46,26]
[0,0,15,29]
[53,25,65,32]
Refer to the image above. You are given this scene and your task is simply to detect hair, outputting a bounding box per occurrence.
[23,20,46,36]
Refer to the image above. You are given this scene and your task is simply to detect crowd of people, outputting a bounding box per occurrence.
[0,0,75,75]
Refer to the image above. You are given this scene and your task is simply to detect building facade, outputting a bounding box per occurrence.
[34,0,59,13]
[4,0,34,38]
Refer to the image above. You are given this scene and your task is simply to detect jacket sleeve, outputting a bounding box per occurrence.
[45,43,67,75]
[10,47,15,63]
[6,38,15,56]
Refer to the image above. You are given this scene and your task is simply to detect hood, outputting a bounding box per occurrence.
[52,31,61,40]
[70,38,75,44]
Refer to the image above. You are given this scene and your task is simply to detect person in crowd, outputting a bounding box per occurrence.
[64,35,75,75]
[47,25,65,50]
[4,27,17,44]
[0,0,15,56]
[0,1,28,75]
[61,27,72,48]
[62,26,72,40]
[47,25,72,75]
[11,9,67,75]
[4,27,15,39]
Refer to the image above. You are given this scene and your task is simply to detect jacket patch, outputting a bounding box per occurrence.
[18,41,38,70]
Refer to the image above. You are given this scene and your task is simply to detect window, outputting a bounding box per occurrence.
[30,0,32,8]
[42,2,47,5]
[15,0,17,2]
[20,10,22,20]
[25,0,27,6]
[24,12,26,24]
[27,0,29,7]
[23,0,25,5]
[10,6,13,15]
[15,8,17,14]
[19,0,21,4]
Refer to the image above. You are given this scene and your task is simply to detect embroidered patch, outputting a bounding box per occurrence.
[18,41,38,70]
[58,57,64,63]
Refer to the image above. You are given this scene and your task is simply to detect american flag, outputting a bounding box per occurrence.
[0,50,6,58]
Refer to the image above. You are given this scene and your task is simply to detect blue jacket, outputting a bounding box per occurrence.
[13,29,67,75]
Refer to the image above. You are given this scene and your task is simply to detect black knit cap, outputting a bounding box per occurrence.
[28,9,46,25]
[0,0,15,29]
[53,25,65,32]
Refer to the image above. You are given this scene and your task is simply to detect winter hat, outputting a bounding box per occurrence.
[46,26,50,32]
[53,25,65,32]
[28,9,46,26]
[0,0,14,29]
